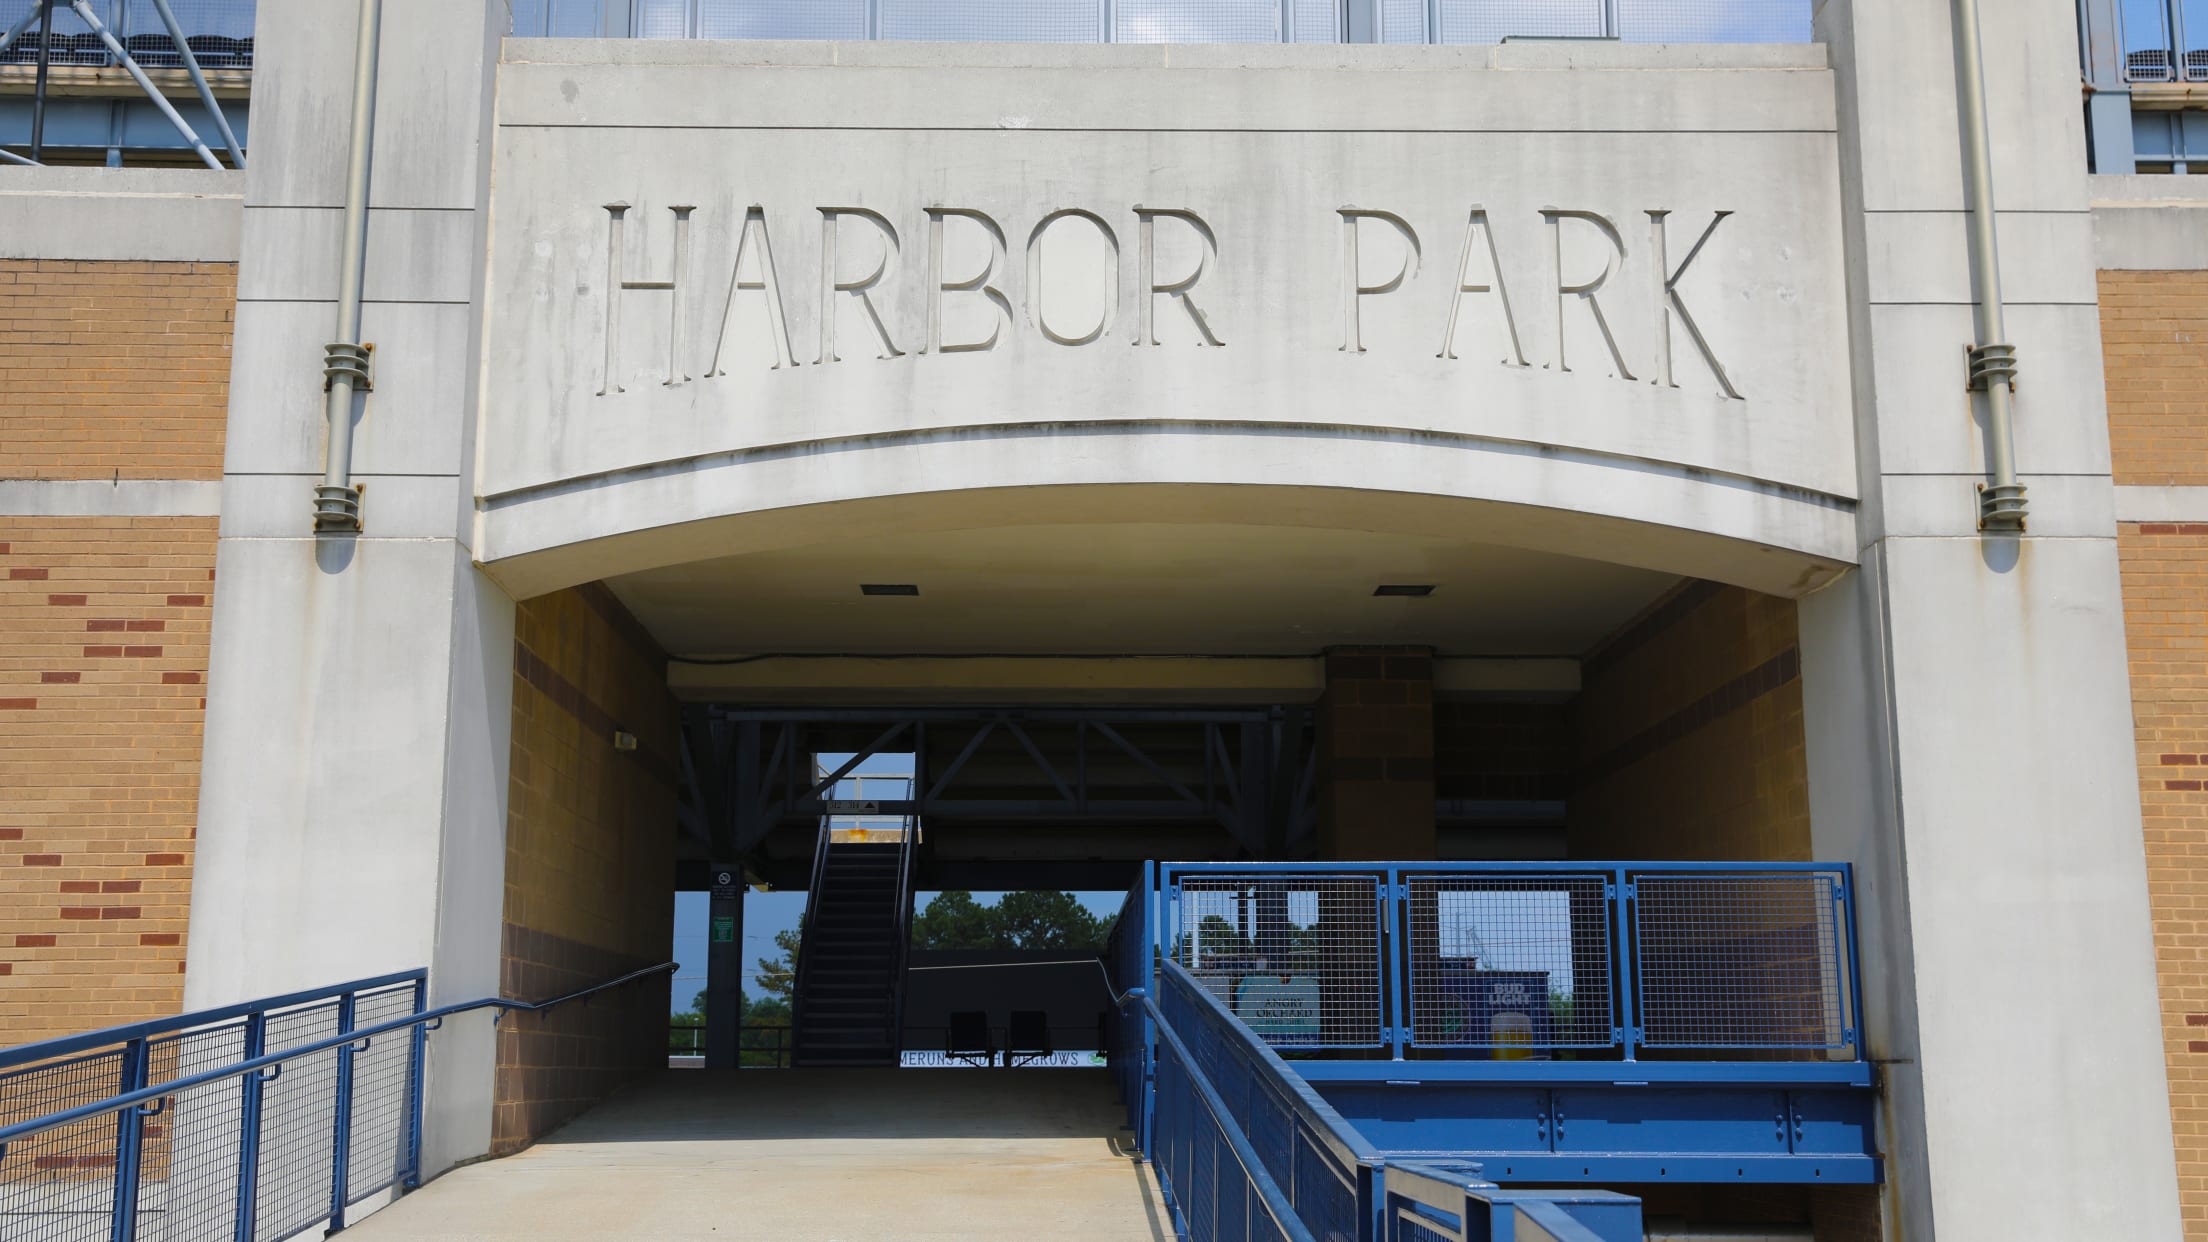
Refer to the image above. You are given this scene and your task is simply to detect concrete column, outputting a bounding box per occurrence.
[183,0,514,1176]
[1315,647,1436,860]
[1805,0,2181,1233]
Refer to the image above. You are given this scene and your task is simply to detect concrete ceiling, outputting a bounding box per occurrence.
[605,520,1678,659]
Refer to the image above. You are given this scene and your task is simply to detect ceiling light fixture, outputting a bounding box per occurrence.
[1373,584,1436,597]
[860,583,920,596]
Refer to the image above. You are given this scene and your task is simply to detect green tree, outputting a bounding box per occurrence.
[911,890,1110,951]
[755,921,802,1001]
[992,890,1109,951]
[911,889,998,949]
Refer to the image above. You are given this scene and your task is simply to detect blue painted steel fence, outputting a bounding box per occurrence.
[1117,861,1862,1064]
[1107,860,1880,1221]
[0,962,672,1242]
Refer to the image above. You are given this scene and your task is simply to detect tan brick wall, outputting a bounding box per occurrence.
[2119,522,2208,1237]
[2102,271,2208,486]
[0,518,214,1042]
[0,260,235,481]
[1569,581,1810,861]
[497,583,679,1152]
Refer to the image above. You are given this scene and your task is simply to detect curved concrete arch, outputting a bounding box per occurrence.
[474,421,1856,601]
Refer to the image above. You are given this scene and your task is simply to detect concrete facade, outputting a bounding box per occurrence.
[2,3,2205,1239]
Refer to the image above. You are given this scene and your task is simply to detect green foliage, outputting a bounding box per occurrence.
[910,889,1110,952]
[754,921,803,1001]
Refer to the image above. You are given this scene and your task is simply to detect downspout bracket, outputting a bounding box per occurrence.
[1966,342,2017,391]
[323,341,374,393]
[1978,482,2028,532]
[313,483,363,534]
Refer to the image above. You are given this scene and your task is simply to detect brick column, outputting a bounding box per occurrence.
[1315,647,1436,861]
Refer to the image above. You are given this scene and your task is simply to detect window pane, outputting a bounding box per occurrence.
[880,0,1101,41]
[699,0,869,39]
[1118,0,1280,42]
[1439,0,1602,43]
[1616,0,1809,43]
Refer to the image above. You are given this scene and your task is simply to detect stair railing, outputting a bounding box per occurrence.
[788,802,836,1056]
[0,961,676,1241]
[886,808,921,1057]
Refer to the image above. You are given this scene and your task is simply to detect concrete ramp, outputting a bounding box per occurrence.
[344,1068,1168,1242]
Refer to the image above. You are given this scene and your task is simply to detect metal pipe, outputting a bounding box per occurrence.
[313,0,382,535]
[29,0,57,163]
[146,0,244,168]
[68,0,221,170]
[0,146,38,166]
[1951,0,2028,531]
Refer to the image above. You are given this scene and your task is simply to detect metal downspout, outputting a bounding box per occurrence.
[1951,0,2028,531]
[313,0,382,535]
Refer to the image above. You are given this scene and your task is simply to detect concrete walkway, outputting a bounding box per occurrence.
[344,1068,1171,1241]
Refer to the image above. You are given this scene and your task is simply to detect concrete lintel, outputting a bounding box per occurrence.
[0,478,222,517]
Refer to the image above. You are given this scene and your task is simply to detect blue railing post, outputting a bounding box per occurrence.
[1611,867,1639,1061]
[327,991,357,1230]
[1140,860,1158,1157]
[402,977,428,1189]
[233,1012,266,1242]
[1385,867,1408,1059]
[108,1036,148,1242]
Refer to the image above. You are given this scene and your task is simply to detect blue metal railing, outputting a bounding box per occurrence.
[0,961,674,1242]
[1149,861,1862,1063]
[1118,959,1643,1242]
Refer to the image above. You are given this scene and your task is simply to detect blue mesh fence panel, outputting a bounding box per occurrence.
[343,986,420,1204]
[699,0,869,39]
[0,1048,128,1241]
[118,0,254,67]
[878,0,1101,41]
[1614,0,1809,42]
[1172,874,1384,1049]
[1290,0,1339,41]
[1437,0,1602,42]
[1116,0,1281,42]
[1631,871,1850,1053]
[1405,873,1614,1051]
[1,1,107,66]
[133,1020,250,1242]
[252,1002,342,1240]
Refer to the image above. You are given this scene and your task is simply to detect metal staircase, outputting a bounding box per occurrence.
[791,819,916,1067]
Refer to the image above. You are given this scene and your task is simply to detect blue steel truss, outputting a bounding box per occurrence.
[1107,861,1882,1193]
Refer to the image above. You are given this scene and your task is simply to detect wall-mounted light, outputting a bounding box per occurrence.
[613,731,639,752]
[1373,584,1436,597]
[860,584,920,596]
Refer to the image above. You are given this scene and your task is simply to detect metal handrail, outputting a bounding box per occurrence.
[887,807,920,1051]
[1115,979,1320,1242]
[0,960,676,1149]
[0,967,425,1068]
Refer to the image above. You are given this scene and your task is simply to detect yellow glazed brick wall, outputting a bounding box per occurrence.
[2103,271,2208,486]
[497,584,680,1153]
[1570,582,1811,862]
[0,519,215,1042]
[2105,269,2208,1236]
[0,260,235,481]
[2120,522,2208,1236]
